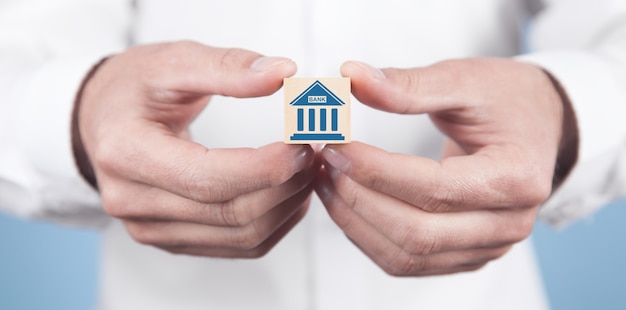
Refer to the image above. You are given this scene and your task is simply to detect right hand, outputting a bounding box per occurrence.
[77,41,317,258]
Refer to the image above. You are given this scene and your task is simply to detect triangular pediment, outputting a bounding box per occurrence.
[289,80,345,106]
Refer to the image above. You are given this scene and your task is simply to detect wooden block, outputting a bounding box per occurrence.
[284,77,351,144]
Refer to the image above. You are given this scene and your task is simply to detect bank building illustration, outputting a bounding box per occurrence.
[284,78,351,144]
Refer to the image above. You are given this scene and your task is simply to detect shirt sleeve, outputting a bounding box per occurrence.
[0,0,132,228]
[518,0,626,227]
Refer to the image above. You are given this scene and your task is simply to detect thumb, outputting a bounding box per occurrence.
[131,41,298,98]
[340,60,467,115]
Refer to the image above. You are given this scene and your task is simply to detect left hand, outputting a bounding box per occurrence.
[315,58,564,276]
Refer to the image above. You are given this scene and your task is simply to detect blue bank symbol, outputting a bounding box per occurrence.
[289,80,345,141]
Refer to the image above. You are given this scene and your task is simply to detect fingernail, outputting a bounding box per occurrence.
[293,146,314,171]
[353,61,385,79]
[250,56,293,72]
[322,147,351,173]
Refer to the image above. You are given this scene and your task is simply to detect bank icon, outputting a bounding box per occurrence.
[284,78,351,144]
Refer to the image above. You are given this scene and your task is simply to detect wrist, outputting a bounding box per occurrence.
[543,69,579,191]
[71,57,110,190]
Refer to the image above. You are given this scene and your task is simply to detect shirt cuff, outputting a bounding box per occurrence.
[517,50,626,227]
[12,55,111,228]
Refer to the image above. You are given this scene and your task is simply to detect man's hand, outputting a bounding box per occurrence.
[315,58,566,276]
[77,41,318,258]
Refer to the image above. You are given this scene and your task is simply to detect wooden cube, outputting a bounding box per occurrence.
[284,78,351,144]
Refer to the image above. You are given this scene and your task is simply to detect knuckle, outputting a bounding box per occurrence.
[180,170,205,201]
[403,70,422,92]
[178,162,222,204]
[231,224,265,250]
[360,165,383,189]
[400,224,439,256]
[420,173,454,213]
[218,47,249,69]
[125,223,158,246]
[518,174,552,207]
[235,235,262,251]
[219,200,252,227]
[148,87,190,103]
[511,212,536,242]
[91,137,122,175]
[518,214,535,241]
[423,188,455,213]
[393,70,424,114]
[499,167,553,208]
[384,252,424,277]
[340,178,362,211]
[100,187,129,219]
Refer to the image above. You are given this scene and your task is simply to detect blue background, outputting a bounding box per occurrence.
[0,201,625,309]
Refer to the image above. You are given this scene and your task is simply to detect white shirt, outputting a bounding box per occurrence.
[1,0,626,309]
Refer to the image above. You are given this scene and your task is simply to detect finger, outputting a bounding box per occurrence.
[351,236,506,277]
[340,60,457,114]
[321,142,552,212]
[131,41,297,98]
[342,59,562,155]
[96,140,315,203]
[340,58,524,115]
[103,159,319,226]
[123,183,313,250]
[161,202,309,259]
[316,171,512,276]
[315,167,537,255]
